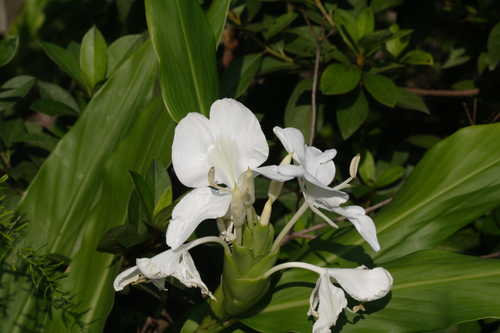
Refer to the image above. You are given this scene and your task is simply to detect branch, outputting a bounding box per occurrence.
[282,198,393,244]
[405,87,479,97]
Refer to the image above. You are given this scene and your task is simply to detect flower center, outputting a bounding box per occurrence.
[208,135,241,188]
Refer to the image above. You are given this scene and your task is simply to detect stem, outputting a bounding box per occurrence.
[309,44,321,145]
[271,201,309,252]
[314,0,335,28]
[194,315,235,333]
[405,87,479,97]
[184,236,231,254]
[264,261,324,279]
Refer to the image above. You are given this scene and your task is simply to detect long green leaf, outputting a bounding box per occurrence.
[243,250,500,333]
[2,41,174,333]
[145,0,218,121]
[206,0,231,46]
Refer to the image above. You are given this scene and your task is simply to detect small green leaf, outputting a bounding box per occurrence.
[375,165,405,188]
[371,0,403,13]
[359,150,376,185]
[356,8,374,38]
[0,76,36,99]
[487,21,500,69]
[38,81,79,112]
[336,88,369,139]
[406,134,441,149]
[396,87,429,114]
[401,49,434,65]
[263,12,298,40]
[363,73,398,107]
[30,99,78,116]
[258,57,298,75]
[478,52,490,75]
[320,63,361,95]
[80,26,108,93]
[284,80,314,143]
[0,36,19,67]
[442,48,470,69]
[107,34,144,77]
[206,0,231,45]
[222,53,263,98]
[41,42,85,87]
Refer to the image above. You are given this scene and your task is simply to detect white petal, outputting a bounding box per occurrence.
[254,165,305,182]
[136,250,179,279]
[309,273,347,333]
[113,266,141,291]
[332,206,380,252]
[273,127,305,163]
[209,99,269,185]
[172,113,214,188]
[303,146,336,185]
[166,187,232,249]
[327,266,393,302]
[303,177,349,209]
[173,251,214,298]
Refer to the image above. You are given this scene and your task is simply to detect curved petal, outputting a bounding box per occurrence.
[209,99,269,185]
[136,249,179,279]
[254,165,305,182]
[327,266,393,302]
[113,266,141,291]
[303,146,336,185]
[166,187,232,248]
[332,206,380,252]
[273,127,305,163]
[309,273,347,333]
[172,113,214,188]
[303,176,349,209]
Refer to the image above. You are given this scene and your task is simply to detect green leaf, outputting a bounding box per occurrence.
[38,81,79,112]
[80,26,108,93]
[41,42,85,87]
[375,164,405,188]
[363,73,398,107]
[406,134,441,149]
[146,0,218,121]
[258,57,298,75]
[221,53,263,98]
[487,21,500,69]
[401,49,434,65]
[0,36,19,67]
[320,63,361,95]
[396,87,429,114]
[206,0,231,46]
[129,171,155,221]
[336,88,369,139]
[442,48,470,69]
[356,7,374,38]
[30,99,78,116]
[107,34,144,77]
[0,75,36,99]
[359,150,376,185]
[3,41,175,333]
[243,250,500,333]
[263,12,298,40]
[284,80,313,142]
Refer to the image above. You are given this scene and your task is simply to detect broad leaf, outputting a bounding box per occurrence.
[243,251,500,333]
[206,0,231,45]
[0,36,19,67]
[107,34,144,77]
[145,0,218,121]
[336,88,369,139]
[487,22,500,69]
[363,73,398,107]
[41,42,85,87]
[2,41,175,333]
[396,88,429,114]
[222,53,263,98]
[320,63,361,95]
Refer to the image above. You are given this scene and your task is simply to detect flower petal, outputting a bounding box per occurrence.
[166,187,232,249]
[172,113,214,188]
[309,273,347,333]
[254,164,305,182]
[113,266,141,291]
[327,266,393,302]
[303,146,336,185]
[332,206,380,252]
[174,251,214,298]
[209,99,269,183]
[273,127,305,163]
[303,176,349,209]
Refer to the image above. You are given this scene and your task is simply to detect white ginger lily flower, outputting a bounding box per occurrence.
[167,98,269,249]
[308,266,393,333]
[256,126,380,251]
[113,246,213,299]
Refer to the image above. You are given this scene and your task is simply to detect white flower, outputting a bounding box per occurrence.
[308,266,393,333]
[256,126,380,252]
[308,273,347,333]
[167,98,269,248]
[113,247,213,298]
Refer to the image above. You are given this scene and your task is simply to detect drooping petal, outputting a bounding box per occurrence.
[209,99,269,186]
[113,266,142,291]
[303,176,349,209]
[166,187,232,249]
[332,206,380,252]
[327,266,393,302]
[308,273,347,333]
[273,126,305,163]
[254,164,305,182]
[172,113,214,188]
[174,251,214,298]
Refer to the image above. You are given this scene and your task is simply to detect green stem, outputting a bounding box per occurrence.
[194,315,235,333]
[271,201,309,252]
